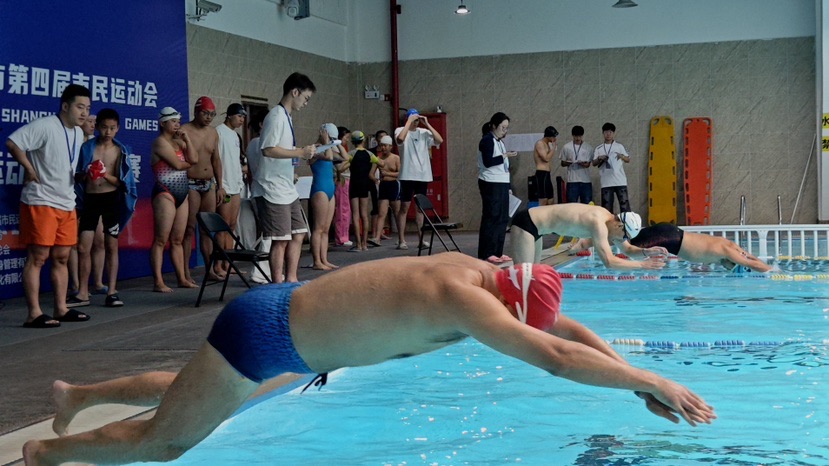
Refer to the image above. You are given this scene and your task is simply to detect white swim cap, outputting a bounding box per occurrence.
[158,107,181,123]
[320,123,338,139]
[380,135,393,145]
[619,212,642,239]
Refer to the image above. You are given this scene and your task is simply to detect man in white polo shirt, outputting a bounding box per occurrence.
[5,84,92,328]
[257,73,317,283]
[394,108,443,250]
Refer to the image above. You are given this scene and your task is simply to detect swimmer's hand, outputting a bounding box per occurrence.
[636,381,716,426]
[505,151,519,157]
[639,258,666,270]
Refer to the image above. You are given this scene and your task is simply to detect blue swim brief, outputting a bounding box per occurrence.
[207,282,314,383]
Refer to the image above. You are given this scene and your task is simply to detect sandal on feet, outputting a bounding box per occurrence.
[56,309,90,322]
[91,286,109,295]
[367,239,381,247]
[66,296,90,308]
[105,294,124,307]
[22,314,61,328]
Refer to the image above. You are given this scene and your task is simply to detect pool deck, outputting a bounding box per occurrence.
[0,231,568,465]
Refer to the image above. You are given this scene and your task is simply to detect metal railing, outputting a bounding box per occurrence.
[680,224,829,260]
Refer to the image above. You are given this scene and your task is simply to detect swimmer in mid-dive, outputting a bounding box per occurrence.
[572,222,772,272]
[510,204,667,270]
[24,253,715,465]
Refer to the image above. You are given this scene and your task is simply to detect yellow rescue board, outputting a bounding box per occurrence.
[647,116,677,225]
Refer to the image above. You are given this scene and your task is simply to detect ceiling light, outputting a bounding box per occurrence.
[455,4,470,15]
[612,0,638,7]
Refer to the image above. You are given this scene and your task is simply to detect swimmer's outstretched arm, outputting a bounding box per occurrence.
[455,286,716,426]
[548,315,709,424]
[725,245,772,273]
[592,236,665,271]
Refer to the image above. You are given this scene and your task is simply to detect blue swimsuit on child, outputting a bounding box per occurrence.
[310,159,335,200]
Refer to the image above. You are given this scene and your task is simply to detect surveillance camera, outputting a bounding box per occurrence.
[197,0,222,13]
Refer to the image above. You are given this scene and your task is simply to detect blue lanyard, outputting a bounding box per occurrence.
[279,104,299,167]
[60,116,77,165]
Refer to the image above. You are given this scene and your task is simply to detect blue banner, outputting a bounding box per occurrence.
[0,1,189,299]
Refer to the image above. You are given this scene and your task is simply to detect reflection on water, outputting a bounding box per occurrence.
[631,342,829,371]
[674,295,829,308]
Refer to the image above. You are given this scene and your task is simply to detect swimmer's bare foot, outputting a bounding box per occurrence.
[312,263,332,271]
[154,284,173,293]
[52,380,78,436]
[206,271,225,282]
[23,439,43,465]
[323,262,339,269]
[178,280,199,289]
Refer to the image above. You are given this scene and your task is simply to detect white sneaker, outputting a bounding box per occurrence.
[397,242,409,250]
[341,241,353,247]
[419,240,430,249]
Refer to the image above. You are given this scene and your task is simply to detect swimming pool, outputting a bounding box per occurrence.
[132,257,828,465]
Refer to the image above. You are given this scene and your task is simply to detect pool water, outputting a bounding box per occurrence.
[134,258,828,465]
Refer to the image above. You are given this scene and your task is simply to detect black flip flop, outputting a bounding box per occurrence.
[105,294,124,307]
[56,309,91,322]
[22,314,61,328]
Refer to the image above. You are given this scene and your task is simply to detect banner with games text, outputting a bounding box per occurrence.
[0,1,189,300]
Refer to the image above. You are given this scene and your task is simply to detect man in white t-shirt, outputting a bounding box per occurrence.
[592,122,631,213]
[5,84,92,328]
[559,125,594,204]
[257,72,317,283]
[215,103,247,277]
[393,108,443,250]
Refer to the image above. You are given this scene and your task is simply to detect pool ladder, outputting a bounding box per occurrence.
[738,195,784,246]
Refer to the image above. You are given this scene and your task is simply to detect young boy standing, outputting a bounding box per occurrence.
[73,108,138,307]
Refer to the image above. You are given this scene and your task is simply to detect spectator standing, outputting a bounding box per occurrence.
[257,72,316,283]
[559,125,594,204]
[73,108,137,307]
[5,84,92,327]
[394,109,443,250]
[370,135,404,247]
[181,96,224,283]
[308,123,339,270]
[592,122,631,213]
[332,126,352,247]
[477,112,517,264]
[149,107,198,293]
[533,126,558,206]
[215,103,247,277]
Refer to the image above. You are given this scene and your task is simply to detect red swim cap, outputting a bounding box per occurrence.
[494,263,562,331]
[195,96,216,112]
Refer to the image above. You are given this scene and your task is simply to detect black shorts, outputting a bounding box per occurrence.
[349,179,372,199]
[535,170,554,199]
[378,180,401,201]
[400,180,427,202]
[78,191,121,237]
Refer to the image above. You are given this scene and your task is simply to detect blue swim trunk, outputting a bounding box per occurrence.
[207,282,314,383]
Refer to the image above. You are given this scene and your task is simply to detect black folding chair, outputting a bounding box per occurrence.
[413,194,462,256]
[195,212,271,307]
